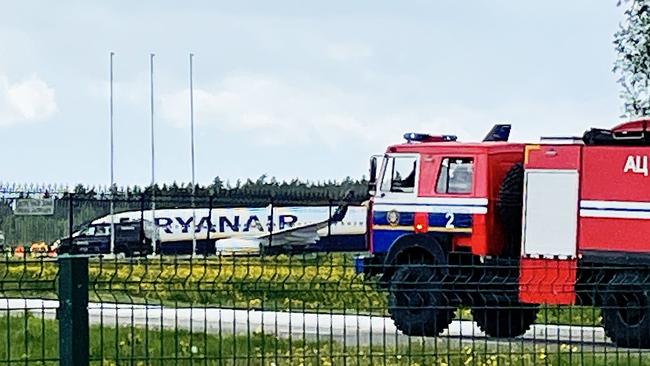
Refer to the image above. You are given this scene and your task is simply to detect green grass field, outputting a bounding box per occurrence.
[1,314,646,366]
[0,254,602,327]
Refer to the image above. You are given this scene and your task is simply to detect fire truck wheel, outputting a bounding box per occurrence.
[388,266,455,337]
[497,163,525,257]
[601,272,650,348]
[471,305,538,338]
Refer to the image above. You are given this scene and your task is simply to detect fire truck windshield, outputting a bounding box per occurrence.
[380,155,417,193]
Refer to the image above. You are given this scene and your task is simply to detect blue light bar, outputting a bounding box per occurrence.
[403,133,458,143]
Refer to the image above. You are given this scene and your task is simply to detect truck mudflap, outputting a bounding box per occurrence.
[518,256,577,305]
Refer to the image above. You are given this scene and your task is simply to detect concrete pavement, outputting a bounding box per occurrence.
[0,298,616,348]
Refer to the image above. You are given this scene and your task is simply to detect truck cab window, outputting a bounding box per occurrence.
[436,157,474,194]
[94,226,111,236]
[81,226,96,236]
[380,156,417,193]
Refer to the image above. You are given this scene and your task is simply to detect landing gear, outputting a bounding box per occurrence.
[388,265,455,336]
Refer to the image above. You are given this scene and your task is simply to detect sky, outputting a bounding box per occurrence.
[0,1,626,188]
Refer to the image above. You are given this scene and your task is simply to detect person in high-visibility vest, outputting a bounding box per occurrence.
[14,245,24,258]
[29,242,49,257]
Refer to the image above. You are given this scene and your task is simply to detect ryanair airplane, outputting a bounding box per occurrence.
[91,204,367,254]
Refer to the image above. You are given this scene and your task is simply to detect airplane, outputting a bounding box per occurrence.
[89,201,367,255]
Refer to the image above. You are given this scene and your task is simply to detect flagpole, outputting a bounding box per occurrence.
[109,51,116,255]
[149,53,157,246]
[190,53,197,256]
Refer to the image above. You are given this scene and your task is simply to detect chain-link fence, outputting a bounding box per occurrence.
[0,191,650,364]
[0,188,366,257]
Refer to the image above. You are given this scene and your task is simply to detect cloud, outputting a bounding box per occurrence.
[0,74,57,126]
[87,74,149,106]
[159,72,618,153]
[326,42,373,62]
[160,74,371,147]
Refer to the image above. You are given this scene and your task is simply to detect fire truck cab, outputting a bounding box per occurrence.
[358,120,650,348]
[368,130,523,258]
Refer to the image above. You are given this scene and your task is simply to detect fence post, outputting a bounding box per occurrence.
[328,195,333,237]
[207,194,213,243]
[268,195,274,249]
[140,193,146,250]
[68,193,74,240]
[58,255,89,366]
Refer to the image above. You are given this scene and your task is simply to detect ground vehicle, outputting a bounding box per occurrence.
[356,120,650,348]
[0,231,4,252]
[54,220,156,256]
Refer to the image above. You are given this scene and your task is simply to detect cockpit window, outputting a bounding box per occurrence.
[380,155,418,193]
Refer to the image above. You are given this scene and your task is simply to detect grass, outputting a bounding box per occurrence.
[0,314,647,366]
[0,254,602,327]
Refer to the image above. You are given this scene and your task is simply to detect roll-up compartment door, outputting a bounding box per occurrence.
[522,170,579,257]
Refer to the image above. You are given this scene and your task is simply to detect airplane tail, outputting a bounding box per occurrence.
[483,124,511,142]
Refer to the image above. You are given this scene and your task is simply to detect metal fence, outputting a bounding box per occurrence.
[0,189,364,253]
[1,193,650,365]
[2,255,650,365]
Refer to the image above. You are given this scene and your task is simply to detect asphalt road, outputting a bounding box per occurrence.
[0,298,619,349]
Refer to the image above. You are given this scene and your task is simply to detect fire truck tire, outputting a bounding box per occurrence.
[601,272,650,348]
[471,305,538,338]
[497,163,525,257]
[388,266,455,337]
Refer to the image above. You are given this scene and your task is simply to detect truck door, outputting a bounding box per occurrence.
[75,225,111,253]
[371,154,419,254]
[519,145,581,305]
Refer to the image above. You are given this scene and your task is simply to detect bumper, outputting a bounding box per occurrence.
[57,246,106,255]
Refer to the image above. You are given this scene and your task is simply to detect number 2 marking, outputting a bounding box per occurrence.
[445,212,455,228]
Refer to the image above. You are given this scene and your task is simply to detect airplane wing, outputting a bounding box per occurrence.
[215,195,352,254]
[260,218,338,246]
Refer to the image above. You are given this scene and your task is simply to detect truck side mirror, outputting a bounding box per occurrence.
[368,156,379,195]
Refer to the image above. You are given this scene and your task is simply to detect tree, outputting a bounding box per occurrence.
[212,176,224,191]
[614,0,650,117]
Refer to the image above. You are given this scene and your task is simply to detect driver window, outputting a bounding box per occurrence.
[380,156,417,193]
[82,227,96,236]
[379,158,394,192]
[95,226,111,236]
[436,157,474,194]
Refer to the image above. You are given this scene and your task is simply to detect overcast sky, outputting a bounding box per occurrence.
[0,1,625,187]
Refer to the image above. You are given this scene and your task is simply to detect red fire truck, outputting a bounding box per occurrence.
[356,120,650,348]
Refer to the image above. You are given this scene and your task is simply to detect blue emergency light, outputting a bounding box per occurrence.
[403,133,458,143]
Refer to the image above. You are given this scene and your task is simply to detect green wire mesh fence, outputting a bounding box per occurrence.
[1,254,650,365]
[0,193,649,365]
